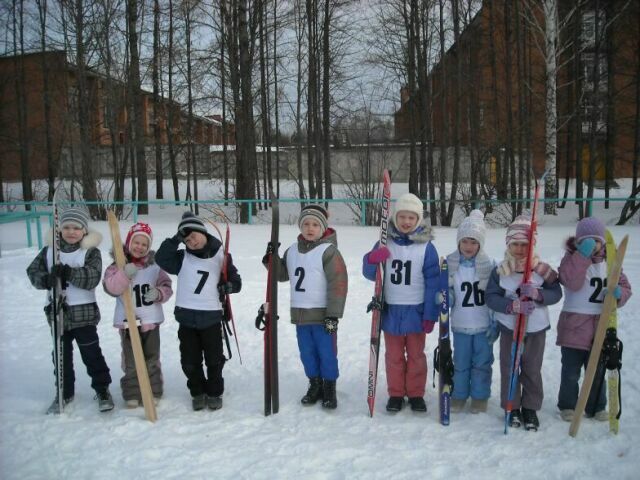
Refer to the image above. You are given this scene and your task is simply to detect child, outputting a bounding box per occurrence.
[155,212,241,411]
[26,205,113,413]
[556,217,632,422]
[103,222,173,408]
[264,204,348,409]
[363,193,439,413]
[445,209,495,414]
[485,214,562,431]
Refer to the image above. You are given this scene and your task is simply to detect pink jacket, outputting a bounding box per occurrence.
[556,237,632,351]
[103,251,173,330]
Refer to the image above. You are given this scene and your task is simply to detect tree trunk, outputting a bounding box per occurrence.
[322,0,332,202]
[543,0,558,215]
[152,0,163,199]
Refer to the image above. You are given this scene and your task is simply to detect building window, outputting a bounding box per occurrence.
[581,53,607,92]
[581,10,605,50]
[581,95,607,135]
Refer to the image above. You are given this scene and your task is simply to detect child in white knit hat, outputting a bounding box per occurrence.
[485,214,562,431]
[445,210,495,414]
[363,193,440,413]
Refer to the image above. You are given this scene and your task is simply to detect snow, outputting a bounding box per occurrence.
[1,191,639,479]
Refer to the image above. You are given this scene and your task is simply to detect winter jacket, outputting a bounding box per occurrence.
[103,250,173,327]
[26,230,103,330]
[362,220,439,335]
[155,233,241,329]
[556,236,632,351]
[485,264,562,333]
[272,228,348,325]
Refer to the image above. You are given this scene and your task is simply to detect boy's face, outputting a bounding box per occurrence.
[184,231,207,250]
[459,237,480,259]
[396,211,419,234]
[61,223,85,244]
[508,241,529,260]
[300,217,324,241]
[129,235,150,258]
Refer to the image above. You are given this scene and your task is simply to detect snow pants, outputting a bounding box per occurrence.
[557,346,607,414]
[296,324,339,381]
[178,323,225,398]
[452,331,494,401]
[384,331,427,398]
[119,327,163,401]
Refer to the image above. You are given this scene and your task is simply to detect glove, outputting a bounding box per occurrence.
[51,264,72,284]
[519,283,541,301]
[218,282,234,295]
[43,272,57,289]
[603,285,622,300]
[422,319,436,333]
[435,292,445,305]
[577,238,596,258]
[262,242,280,265]
[324,317,339,334]
[143,287,161,303]
[123,263,139,279]
[367,246,391,264]
[509,299,535,315]
[486,318,499,344]
[173,232,185,244]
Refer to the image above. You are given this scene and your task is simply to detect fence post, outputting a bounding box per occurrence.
[133,201,139,223]
[360,200,366,226]
[248,201,253,225]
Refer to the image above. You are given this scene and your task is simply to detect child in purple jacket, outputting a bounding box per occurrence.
[103,222,173,408]
[556,217,632,422]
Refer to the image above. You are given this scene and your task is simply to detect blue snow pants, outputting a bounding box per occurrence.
[296,324,339,381]
[452,331,494,401]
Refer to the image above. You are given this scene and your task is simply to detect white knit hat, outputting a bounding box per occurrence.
[394,193,423,225]
[457,209,486,248]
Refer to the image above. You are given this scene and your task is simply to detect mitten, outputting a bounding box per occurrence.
[519,283,541,301]
[51,264,72,284]
[172,232,185,244]
[486,318,499,344]
[434,292,445,305]
[576,238,596,258]
[422,319,436,333]
[324,317,339,334]
[140,323,157,333]
[44,271,57,290]
[218,282,234,295]
[603,285,622,300]
[123,263,139,279]
[143,287,161,303]
[367,246,391,264]
[509,299,535,315]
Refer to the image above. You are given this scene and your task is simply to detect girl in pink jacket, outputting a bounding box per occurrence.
[556,217,632,422]
[103,223,173,408]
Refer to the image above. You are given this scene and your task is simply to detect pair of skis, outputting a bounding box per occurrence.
[49,187,65,414]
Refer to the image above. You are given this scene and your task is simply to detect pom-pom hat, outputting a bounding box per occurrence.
[298,204,329,235]
[126,222,153,252]
[575,217,606,243]
[178,211,208,236]
[394,193,423,225]
[457,209,486,248]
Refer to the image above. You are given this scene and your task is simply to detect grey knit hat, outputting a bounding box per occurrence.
[178,211,207,236]
[60,206,90,232]
[298,204,329,235]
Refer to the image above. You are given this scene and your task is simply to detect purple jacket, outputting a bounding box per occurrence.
[556,237,632,351]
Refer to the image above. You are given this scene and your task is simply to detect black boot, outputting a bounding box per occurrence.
[321,380,337,409]
[522,408,540,431]
[301,377,323,406]
[508,408,522,428]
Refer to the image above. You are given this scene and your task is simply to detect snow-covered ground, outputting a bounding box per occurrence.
[0,183,638,479]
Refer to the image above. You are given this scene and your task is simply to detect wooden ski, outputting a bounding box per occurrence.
[569,234,628,437]
[107,211,158,422]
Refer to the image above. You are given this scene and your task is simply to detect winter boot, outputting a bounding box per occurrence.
[125,399,140,409]
[508,408,522,428]
[321,380,337,409]
[300,377,323,406]
[46,395,73,415]
[408,397,427,412]
[522,408,540,431]
[559,409,574,422]
[470,399,488,414]
[207,396,223,411]
[386,396,405,413]
[96,389,115,412]
[450,398,466,413]
[591,410,609,422]
[192,394,207,411]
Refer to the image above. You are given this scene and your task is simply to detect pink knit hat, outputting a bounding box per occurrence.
[505,215,531,245]
[575,217,606,243]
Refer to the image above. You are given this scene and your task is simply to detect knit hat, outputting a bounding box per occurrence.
[298,204,329,235]
[457,209,486,248]
[126,222,153,253]
[576,217,606,243]
[394,193,423,225]
[505,214,531,245]
[60,206,90,232]
[178,211,207,237]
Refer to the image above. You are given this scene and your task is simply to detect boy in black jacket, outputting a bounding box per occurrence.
[156,212,241,411]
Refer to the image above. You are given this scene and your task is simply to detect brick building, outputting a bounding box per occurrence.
[0,50,235,182]
[394,1,639,180]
